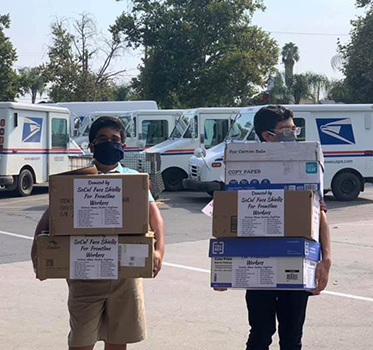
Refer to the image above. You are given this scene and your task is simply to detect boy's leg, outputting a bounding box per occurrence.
[245,290,277,350]
[68,280,109,349]
[104,344,127,350]
[276,291,309,350]
[98,278,146,345]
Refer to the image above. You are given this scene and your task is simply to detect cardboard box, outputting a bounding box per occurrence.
[49,166,149,235]
[213,190,320,240]
[209,237,320,260]
[211,257,317,290]
[36,233,154,280]
[224,141,324,195]
[209,237,320,290]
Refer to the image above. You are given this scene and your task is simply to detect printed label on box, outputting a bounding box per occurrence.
[232,257,277,288]
[73,178,123,228]
[69,236,118,279]
[304,259,317,289]
[119,244,149,267]
[313,195,320,241]
[237,190,284,237]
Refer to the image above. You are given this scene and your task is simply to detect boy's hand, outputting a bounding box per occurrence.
[213,287,228,292]
[312,259,331,295]
[153,249,163,277]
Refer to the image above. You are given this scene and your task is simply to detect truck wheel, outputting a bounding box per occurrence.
[162,168,187,191]
[332,172,361,201]
[16,169,34,197]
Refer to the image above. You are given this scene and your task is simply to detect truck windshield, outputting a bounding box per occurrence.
[170,115,191,138]
[226,112,255,141]
[119,116,132,138]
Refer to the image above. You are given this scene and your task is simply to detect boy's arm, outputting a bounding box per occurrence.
[312,210,332,295]
[149,202,165,277]
[31,208,49,273]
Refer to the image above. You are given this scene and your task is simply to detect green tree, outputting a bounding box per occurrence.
[268,72,312,104]
[45,14,125,102]
[267,72,292,104]
[0,13,21,101]
[290,74,311,104]
[281,42,300,88]
[326,79,355,103]
[112,84,132,101]
[112,0,279,108]
[306,72,330,104]
[338,1,373,103]
[19,66,47,103]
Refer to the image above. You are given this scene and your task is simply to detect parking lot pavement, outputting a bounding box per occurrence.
[1,234,372,350]
[1,188,373,349]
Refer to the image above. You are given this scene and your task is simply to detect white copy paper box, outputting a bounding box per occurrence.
[224,141,324,195]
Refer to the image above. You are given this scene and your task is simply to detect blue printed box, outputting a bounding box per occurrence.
[209,238,320,290]
[209,237,321,261]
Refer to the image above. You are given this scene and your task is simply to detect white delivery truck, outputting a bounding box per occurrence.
[49,100,158,135]
[73,109,183,153]
[184,104,373,201]
[0,102,84,196]
[145,107,241,191]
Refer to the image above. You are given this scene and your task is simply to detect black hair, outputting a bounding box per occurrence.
[254,105,294,141]
[89,116,126,143]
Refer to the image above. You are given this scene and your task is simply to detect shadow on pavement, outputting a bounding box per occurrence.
[324,193,373,210]
[0,186,49,200]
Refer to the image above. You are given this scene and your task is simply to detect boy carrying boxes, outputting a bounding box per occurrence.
[213,106,331,350]
[31,117,165,350]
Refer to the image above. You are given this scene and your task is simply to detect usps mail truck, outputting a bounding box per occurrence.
[49,100,158,135]
[184,104,373,201]
[145,107,240,191]
[73,109,183,153]
[0,102,84,196]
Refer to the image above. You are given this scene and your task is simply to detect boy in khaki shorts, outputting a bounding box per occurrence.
[32,116,165,350]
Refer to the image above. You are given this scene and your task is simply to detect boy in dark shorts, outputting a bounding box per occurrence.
[32,116,165,350]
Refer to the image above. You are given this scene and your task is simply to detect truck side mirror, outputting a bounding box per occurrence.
[194,147,206,158]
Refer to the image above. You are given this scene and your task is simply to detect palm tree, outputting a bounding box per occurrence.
[281,42,300,88]
[19,66,47,103]
[291,74,311,104]
[306,72,330,103]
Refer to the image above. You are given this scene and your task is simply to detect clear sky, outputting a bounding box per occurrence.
[1,0,366,101]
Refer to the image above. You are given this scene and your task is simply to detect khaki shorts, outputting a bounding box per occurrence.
[67,278,146,347]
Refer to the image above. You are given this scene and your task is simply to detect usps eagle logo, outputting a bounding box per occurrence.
[22,117,43,143]
[316,118,355,145]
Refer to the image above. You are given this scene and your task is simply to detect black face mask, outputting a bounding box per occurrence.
[267,130,297,142]
[93,142,124,165]
[276,131,297,142]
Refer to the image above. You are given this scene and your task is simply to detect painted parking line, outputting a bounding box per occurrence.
[1,230,372,303]
[162,265,373,303]
[0,230,33,240]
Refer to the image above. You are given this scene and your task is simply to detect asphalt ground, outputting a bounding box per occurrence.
[0,186,373,349]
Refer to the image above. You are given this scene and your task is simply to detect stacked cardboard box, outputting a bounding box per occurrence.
[36,165,155,281]
[209,141,324,290]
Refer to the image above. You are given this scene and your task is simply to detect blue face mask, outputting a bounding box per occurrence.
[93,142,124,165]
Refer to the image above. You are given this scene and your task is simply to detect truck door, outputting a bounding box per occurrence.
[48,114,69,176]
[140,118,169,147]
[200,113,231,149]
